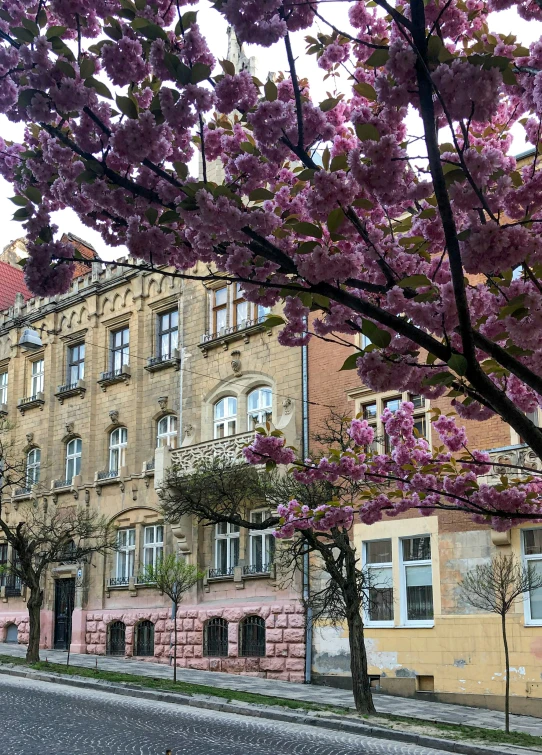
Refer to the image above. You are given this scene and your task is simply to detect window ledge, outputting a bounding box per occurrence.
[398,622,435,629]
[365,622,395,629]
[144,351,180,372]
[97,366,130,391]
[12,487,33,500]
[524,621,542,627]
[55,379,86,403]
[17,392,45,414]
[199,318,269,356]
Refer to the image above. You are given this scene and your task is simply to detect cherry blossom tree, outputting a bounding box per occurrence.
[3,0,542,525]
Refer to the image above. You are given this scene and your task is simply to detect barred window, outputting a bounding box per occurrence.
[203,617,228,657]
[239,615,266,657]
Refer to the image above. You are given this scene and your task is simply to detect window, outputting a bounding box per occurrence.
[0,371,7,405]
[31,359,44,395]
[249,509,275,573]
[68,343,85,384]
[365,540,394,624]
[111,327,129,373]
[203,617,228,657]
[158,310,178,359]
[116,529,135,580]
[157,415,178,448]
[247,387,272,429]
[401,536,433,623]
[214,522,239,575]
[107,620,126,656]
[239,615,266,657]
[233,283,249,327]
[358,392,427,454]
[257,304,271,321]
[65,438,82,483]
[213,286,228,333]
[214,396,237,438]
[26,448,41,488]
[135,620,154,657]
[524,529,542,623]
[109,427,127,474]
[143,525,164,570]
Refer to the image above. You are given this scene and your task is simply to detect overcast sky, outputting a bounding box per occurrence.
[0,2,535,261]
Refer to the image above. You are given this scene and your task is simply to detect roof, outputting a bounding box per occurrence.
[60,232,98,279]
[0,260,31,310]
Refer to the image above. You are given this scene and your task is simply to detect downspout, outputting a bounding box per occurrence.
[302,326,312,684]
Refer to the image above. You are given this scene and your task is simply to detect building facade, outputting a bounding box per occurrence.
[0,252,306,681]
[307,321,542,714]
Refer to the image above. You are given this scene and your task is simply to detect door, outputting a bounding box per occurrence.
[54,578,75,650]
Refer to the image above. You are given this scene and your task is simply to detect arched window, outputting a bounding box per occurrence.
[247,387,272,429]
[135,620,154,657]
[214,397,237,439]
[239,615,266,657]
[203,617,228,657]
[109,427,127,474]
[107,620,126,656]
[65,438,82,483]
[157,415,178,448]
[26,448,41,488]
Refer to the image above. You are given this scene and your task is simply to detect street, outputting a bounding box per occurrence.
[0,675,443,755]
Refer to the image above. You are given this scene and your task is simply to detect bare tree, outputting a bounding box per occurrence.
[142,554,203,682]
[159,456,378,714]
[459,555,542,732]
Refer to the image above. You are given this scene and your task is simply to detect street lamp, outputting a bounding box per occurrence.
[18,324,59,352]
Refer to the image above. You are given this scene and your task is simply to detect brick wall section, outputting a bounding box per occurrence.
[85,603,306,681]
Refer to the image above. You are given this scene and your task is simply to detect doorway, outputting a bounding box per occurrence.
[54,578,75,650]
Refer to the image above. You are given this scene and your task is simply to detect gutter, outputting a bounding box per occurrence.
[301,330,312,685]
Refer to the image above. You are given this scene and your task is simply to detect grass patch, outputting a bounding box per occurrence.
[0,655,540,750]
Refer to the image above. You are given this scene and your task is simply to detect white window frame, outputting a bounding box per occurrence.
[116,528,135,580]
[0,371,7,405]
[214,396,237,439]
[214,522,240,574]
[157,415,178,448]
[26,448,41,488]
[143,525,164,571]
[65,438,82,482]
[109,427,127,474]
[247,387,272,430]
[110,327,129,374]
[157,309,178,360]
[31,358,44,396]
[356,391,429,454]
[399,535,434,628]
[362,539,395,628]
[249,509,275,571]
[522,527,542,626]
[68,342,85,384]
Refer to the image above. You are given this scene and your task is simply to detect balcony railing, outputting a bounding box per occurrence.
[169,431,254,476]
[13,486,31,497]
[242,562,273,576]
[54,478,72,489]
[145,350,180,372]
[482,443,542,483]
[17,392,45,414]
[97,469,118,480]
[109,576,130,587]
[97,366,130,391]
[0,574,22,597]
[208,566,235,579]
[55,379,86,403]
[200,316,267,347]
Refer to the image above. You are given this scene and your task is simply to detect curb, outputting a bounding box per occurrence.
[0,666,533,755]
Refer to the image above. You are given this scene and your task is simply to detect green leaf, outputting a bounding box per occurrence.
[11,27,35,43]
[353,82,377,100]
[297,168,316,181]
[46,25,67,38]
[84,77,113,99]
[145,207,158,225]
[24,186,42,204]
[444,168,466,187]
[340,352,364,371]
[76,170,99,184]
[419,208,436,219]
[13,208,31,221]
[365,49,389,67]
[297,241,319,255]
[116,95,138,119]
[9,196,28,206]
[262,315,285,329]
[330,153,348,172]
[219,59,236,76]
[159,210,180,224]
[249,188,274,202]
[163,53,191,85]
[56,60,76,78]
[320,96,341,112]
[361,320,391,348]
[398,275,432,288]
[104,25,123,40]
[327,207,346,234]
[322,146,330,171]
[423,371,455,386]
[352,197,374,210]
[293,222,322,239]
[173,161,188,180]
[21,18,40,36]
[80,58,96,79]
[17,88,40,108]
[427,35,444,61]
[37,8,47,27]
[264,79,277,102]
[191,63,211,84]
[447,354,468,376]
[181,9,198,27]
[356,123,380,141]
[502,67,517,86]
[312,294,330,309]
[135,20,167,40]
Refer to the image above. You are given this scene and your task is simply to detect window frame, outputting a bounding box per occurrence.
[143,524,164,571]
[67,342,85,384]
[31,358,44,396]
[0,542,8,588]
[26,448,41,488]
[363,539,395,628]
[522,527,542,626]
[109,427,127,474]
[156,414,178,448]
[213,396,237,439]
[157,309,178,360]
[214,522,240,575]
[65,437,82,483]
[203,617,229,657]
[110,327,129,374]
[239,615,266,657]
[249,509,275,573]
[358,391,429,455]
[247,387,273,430]
[0,370,7,405]
[399,535,434,627]
[116,528,135,580]
[212,286,228,334]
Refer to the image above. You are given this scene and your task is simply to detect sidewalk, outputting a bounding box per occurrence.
[0,643,540,737]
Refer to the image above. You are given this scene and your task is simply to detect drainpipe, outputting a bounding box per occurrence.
[301,329,312,684]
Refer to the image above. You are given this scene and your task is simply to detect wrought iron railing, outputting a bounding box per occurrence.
[201,315,267,345]
[0,574,22,596]
[147,353,177,367]
[109,576,130,587]
[242,562,272,576]
[135,574,156,585]
[54,478,72,489]
[13,486,31,497]
[97,469,118,480]
[145,458,155,471]
[208,565,235,578]
[19,394,41,405]
[99,368,126,381]
[57,382,78,393]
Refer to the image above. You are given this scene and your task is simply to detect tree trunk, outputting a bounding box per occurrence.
[26,587,43,664]
[346,608,376,714]
[501,612,510,733]
[173,601,178,684]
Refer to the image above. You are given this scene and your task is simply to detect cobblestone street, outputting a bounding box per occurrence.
[0,675,445,755]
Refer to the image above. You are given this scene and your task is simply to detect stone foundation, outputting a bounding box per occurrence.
[0,614,29,644]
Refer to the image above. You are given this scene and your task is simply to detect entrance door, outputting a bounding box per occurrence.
[54,578,75,650]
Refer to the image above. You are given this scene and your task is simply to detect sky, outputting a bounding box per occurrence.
[0,2,536,261]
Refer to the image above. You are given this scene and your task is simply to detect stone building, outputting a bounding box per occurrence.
[307,319,542,715]
[0,251,306,681]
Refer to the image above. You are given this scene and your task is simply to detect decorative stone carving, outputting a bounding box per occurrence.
[157,396,168,411]
[184,423,194,439]
[109,410,119,424]
[169,431,254,475]
[84,489,90,505]
[25,432,34,445]
[65,422,74,436]
[231,350,241,374]
[282,398,293,415]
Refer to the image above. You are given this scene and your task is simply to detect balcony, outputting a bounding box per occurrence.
[0,574,22,598]
[164,431,255,478]
[199,316,268,356]
[17,392,45,415]
[242,562,274,577]
[97,366,130,391]
[13,486,32,499]
[55,379,86,404]
[54,478,73,489]
[482,443,542,483]
[144,350,180,373]
[108,576,130,588]
[208,566,235,580]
